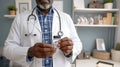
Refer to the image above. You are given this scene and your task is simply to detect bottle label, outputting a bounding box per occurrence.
[53,36,60,48]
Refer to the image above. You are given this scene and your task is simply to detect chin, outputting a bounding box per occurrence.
[38,4,51,10]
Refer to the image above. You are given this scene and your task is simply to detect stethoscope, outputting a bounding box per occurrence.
[25,6,63,38]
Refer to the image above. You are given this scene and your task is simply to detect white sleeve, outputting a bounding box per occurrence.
[65,14,83,63]
[3,15,30,66]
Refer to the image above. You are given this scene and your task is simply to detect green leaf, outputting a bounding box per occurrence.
[8,5,17,11]
[104,0,114,3]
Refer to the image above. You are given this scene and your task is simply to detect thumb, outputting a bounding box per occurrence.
[57,44,60,47]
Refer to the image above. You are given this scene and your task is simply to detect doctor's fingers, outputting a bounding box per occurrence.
[60,45,73,54]
[35,43,54,48]
[34,49,56,58]
[59,40,73,48]
[59,45,73,55]
[60,45,73,50]
[38,47,56,52]
[59,37,72,43]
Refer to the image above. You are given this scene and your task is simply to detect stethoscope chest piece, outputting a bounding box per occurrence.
[58,31,63,38]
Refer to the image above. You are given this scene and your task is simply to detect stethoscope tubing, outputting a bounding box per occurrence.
[26,6,63,38]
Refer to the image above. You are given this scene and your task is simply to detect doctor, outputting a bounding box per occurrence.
[3,0,82,67]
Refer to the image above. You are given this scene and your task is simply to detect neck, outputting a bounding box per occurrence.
[37,6,51,15]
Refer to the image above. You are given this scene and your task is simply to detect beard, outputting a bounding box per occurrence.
[38,4,52,10]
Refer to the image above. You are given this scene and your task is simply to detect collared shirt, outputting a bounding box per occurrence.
[37,7,54,67]
[26,7,72,65]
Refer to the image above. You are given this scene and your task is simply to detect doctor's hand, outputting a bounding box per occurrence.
[28,43,56,58]
[58,37,73,56]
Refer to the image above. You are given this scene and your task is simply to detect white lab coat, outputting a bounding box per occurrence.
[3,9,82,67]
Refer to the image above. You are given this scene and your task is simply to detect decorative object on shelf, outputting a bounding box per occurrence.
[77,16,86,25]
[96,61,114,67]
[73,0,85,9]
[111,43,120,62]
[96,38,106,51]
[84,51,90,59]
[103,12,112,25]
[76,12,117,26]
[93,49,110,60]
[115,43,120,50]
[88,17,94,25]
[104,0,114,9]
[113,13,119,25]
[77,50,90,59]
[93,38,110,60]
[8,5,17,15]
[87,0,104,8]
[98,15,103,24]
[15,0,32,14]
[77,16,94,25]
[77,50,84,59]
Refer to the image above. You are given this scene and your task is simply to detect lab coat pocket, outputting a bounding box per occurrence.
[21,35,33,47]
[21,29,42,47]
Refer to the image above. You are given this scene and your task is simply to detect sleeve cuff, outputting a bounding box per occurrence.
[26,56,34,62]
[65,52,73,58]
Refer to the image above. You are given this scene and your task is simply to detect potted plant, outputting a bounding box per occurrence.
[111,43,120,62]
[104,0,114,9]
[8,5,17,15]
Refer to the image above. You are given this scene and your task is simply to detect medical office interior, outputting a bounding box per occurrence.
[0,0,120,67]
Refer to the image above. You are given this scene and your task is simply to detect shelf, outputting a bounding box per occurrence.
[74,8,119,12]
[4,15,16,18]
[76,57,120,67]
[75,24,118,27]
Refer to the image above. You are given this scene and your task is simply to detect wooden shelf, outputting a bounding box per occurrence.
[75,24,118,27]
[73,8,119,28]
[74,8,119,12]
[4,15,16,18]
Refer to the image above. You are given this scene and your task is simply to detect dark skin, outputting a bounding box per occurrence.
[28,43,56,58]
[28,0,73,58]
[58,37,73,55]
[36,0,53,15]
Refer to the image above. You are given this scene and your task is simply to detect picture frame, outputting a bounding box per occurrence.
[53,0,63,11]
[15,0,32,14]
[96,61,114,67]
[96,38,106,51]
[73,0,85,9]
